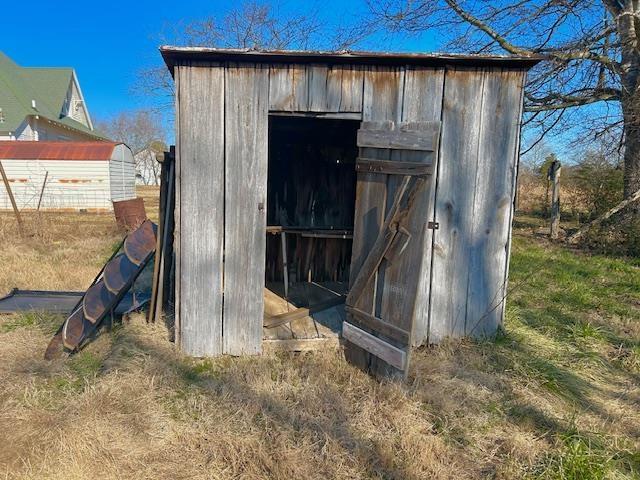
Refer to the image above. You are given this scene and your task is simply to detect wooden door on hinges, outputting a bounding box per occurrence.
[344,120,440,378]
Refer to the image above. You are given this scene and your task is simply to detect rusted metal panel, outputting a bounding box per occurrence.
[124,219,156,265]
[103,254,137,293]
[0,141,118,161]
[82,282,116,323]
[113,197,147,230]
[44,219,157,358]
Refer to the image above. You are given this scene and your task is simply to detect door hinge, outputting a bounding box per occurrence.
[427,221,439,230]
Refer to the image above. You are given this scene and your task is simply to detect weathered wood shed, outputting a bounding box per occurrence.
[161,47,539,377]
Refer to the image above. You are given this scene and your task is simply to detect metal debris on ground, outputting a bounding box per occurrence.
[0,288,150,315]
[43,219,157,359]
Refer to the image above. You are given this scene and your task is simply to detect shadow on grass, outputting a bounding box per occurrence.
[98,328,426,479]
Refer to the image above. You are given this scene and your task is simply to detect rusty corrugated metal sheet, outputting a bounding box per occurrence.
[113,197,147,230]
[0,141,119,161]
[44,220,157,358]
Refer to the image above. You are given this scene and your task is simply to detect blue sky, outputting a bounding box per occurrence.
[3,0,437,122]
[3,0,586,160]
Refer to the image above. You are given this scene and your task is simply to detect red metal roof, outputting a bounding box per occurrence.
[0,141,120,161]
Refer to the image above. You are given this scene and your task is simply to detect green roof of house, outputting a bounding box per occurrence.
[0,51,102,139]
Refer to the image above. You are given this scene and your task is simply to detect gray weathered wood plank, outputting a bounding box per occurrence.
[360,66,405,322]
[223,63,269,355]
[342,321,407,371]
[269,63,308,111]
[355,157,433,176]
[305,64,365,112]
[466,69,525,337]
[393,67,445,346]
[363,66,404,122]
[325,65,364,112]
[429,67,486,342]
[351,66,419,377]
[357,124,439,151]
[500,71,527,327]
[177,65,225,356]
[345,305,410,344]
[307,64,329,111]
[174,66,182,347]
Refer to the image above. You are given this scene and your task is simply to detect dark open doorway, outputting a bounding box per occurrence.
[264,115,359,345]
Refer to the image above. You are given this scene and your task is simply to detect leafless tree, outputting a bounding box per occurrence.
[96,110,167,185]
[135,1,364,112]
[370,0,640,202]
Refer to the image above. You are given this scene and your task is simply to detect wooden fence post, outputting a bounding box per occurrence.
[37,171,49,211]
[548,160,561,239]
[0,160,24,237]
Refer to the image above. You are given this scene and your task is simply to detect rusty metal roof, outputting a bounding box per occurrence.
[0,141,120,161]
[161,46,542,74]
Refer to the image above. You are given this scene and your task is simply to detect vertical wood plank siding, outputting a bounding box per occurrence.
[466,69,525,337]
[347,66,405,371]
[223,63,269,355]
[396,67,445,346]
[174,67,182,348]
[500,72,527,326]
[429,67,524,342]
[356,65,405,314]
[176,64,225,356]
[269,64,308,111]
[174,59,527,357]
[269,64,363,112]
[430,68,486,341]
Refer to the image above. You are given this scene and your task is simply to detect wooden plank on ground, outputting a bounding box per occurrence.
[177,64,225,356]
[223,63,269,355]
[429,67,486,342]
[264,295,346,328]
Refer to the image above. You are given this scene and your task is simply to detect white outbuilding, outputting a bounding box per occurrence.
[0,141,136,211]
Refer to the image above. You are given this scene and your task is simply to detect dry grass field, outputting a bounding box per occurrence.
[0,186,639,479]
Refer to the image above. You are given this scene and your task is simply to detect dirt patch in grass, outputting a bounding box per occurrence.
[0,199,638,479]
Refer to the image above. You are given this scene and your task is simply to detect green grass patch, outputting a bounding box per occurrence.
[0,311,63,334]
[531,428,612,480]
[68,351,102,379]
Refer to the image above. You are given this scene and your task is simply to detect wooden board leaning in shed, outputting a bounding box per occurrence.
[344,121,440,378]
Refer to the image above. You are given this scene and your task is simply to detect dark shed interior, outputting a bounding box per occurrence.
[265,115,359,294]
